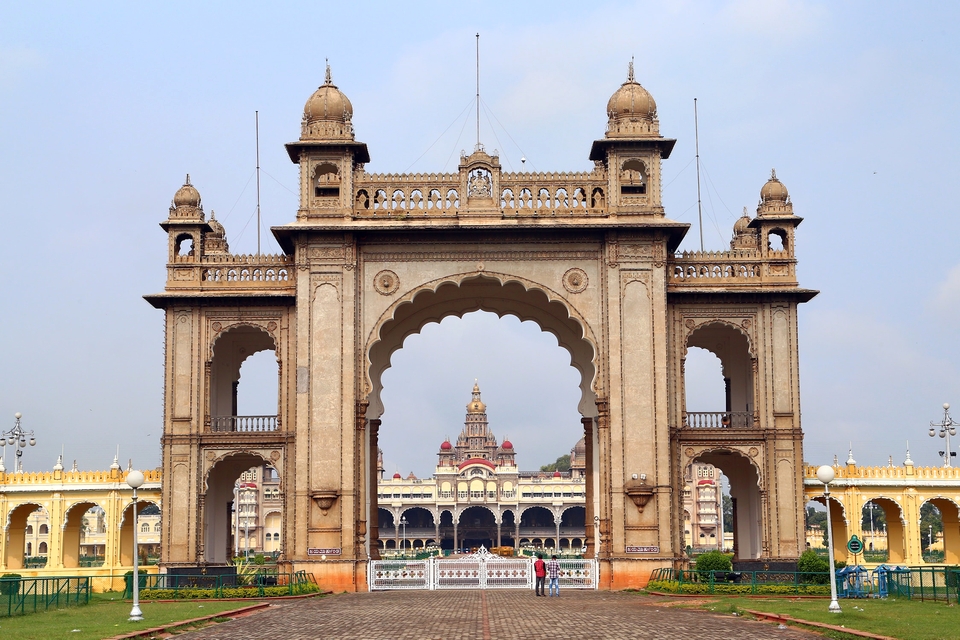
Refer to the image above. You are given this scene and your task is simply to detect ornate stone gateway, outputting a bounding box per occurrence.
[146,63,815,591]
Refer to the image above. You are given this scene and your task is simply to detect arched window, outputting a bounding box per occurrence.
[154,522,162,533]
[39,524,48,535]
[25,525,33,535]
[38,542,48,555]
[141,522,150,533]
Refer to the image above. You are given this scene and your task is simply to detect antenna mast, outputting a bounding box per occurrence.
[255,111,262,256]
[475,33,480,148]
[694,98,704,251]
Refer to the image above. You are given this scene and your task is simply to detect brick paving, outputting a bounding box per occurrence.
[176,590,825,639]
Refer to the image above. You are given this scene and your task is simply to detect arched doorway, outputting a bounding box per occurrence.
[862,498,905,563]
[457,506,497,551]
[691,450,761,560]
[62,502,105,568]
[209,326,278,433]
[921,498,959,564]
[685,322,755,428]
[6,504,47,569]
[202,453,275,564]
[120,500,160,566]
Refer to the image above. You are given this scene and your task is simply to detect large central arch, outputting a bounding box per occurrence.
[365,273,599,420]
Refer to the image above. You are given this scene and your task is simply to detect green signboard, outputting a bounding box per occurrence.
[847,534,864,554]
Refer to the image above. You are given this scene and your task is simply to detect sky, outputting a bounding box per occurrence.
[2,1,959,477]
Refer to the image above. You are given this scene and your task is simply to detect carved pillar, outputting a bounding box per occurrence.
[596,398,612,558]
[760,488,770,558]
[453,522,458,553]
[581,416,595,557]
[196,494,205,563]
[355,401,368,560]
[497,522,502,548]
[369,418,381,560]
[751,358,760,427]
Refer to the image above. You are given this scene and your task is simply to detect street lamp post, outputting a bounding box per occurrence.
[929,403,958,467]
[2,413,37,473]
[126,469,145,622]
[400,516,408,556]
[816,465,842,614]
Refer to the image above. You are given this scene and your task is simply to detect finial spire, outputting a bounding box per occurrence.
[325,59,332,85]
[770,168,777,180]
[846,443,856,466]
[185,173,191,185]
[904,441,914,466]
[627,57,635,83]
[833,454,839,466]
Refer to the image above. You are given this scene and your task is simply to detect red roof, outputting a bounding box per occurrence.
[392,472,402,479]
[553,470,562,478]
[457,457,497,471]
[697,479,714,485]
[440,440,452,450]
[501,440,513,449]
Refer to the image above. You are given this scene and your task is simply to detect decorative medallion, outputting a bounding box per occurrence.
[749,447,759,457]
[205,451,215,461]
[373,270,399,295]
[684,447,695,458]
[684,319,696,329]
[742,319,752,330]
[211,322,222,332]
[270,450,281,461]
[563,268,589,294]
[267,321,278,332]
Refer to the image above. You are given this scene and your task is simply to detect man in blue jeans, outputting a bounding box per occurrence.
[547,554,560,596]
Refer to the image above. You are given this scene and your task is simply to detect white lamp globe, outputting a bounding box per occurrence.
[816,465,835,485]
[126,469,145,489]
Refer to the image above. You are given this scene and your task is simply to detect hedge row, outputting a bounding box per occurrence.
[646,580,830,596]
[139,584,320,600]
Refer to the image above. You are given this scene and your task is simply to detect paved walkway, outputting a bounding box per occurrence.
[177,591,824,639]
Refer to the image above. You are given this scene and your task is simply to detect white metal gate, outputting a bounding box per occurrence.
[369,547,598,591]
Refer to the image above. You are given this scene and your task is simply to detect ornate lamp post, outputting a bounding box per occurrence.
[2,413,36,473]
[929,403,958,467]
[399,516,408,555]
[816,465,841,614]
[126,469,145,622]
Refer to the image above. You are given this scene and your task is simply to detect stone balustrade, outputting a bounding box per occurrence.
[668,249,796,289]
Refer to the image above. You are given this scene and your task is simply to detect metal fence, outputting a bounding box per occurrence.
[647,568,832,595]
[0,575,90,617]
[369,547,598,591]
[124,570,313,599]
[888,566,960,603]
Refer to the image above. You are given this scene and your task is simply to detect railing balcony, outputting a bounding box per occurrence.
[211,415,278,432]
[683,411,752,428]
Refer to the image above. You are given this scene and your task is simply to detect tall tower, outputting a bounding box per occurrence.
[455,383,498,461]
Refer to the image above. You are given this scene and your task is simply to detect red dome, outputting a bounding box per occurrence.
[440,440,452,450]
[502,440,513,449]
[553,470,562,478]
[392,472,402,479]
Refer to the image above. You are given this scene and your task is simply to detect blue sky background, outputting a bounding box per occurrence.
[1,1,959,477]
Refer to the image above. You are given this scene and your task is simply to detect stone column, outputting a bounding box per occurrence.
[369,419,381,560]
[355,401,368,560]
[497,522,502,548]
[581,417,595,557]
[596,398,612,558]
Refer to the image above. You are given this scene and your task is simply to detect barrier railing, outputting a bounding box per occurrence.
[0,575,90,617]
[369,548,598,590]
[646,568,832,595]
[888,566,960,603]
[124,570,313,599]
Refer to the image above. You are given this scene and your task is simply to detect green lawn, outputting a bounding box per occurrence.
[674,594,960,640]
[0,592,258,640]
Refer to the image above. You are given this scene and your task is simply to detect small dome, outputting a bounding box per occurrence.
[208,213,225,236]
[607,61,657,122]
[304,64,353,124]
[760,169,789,202]
[440,440,452,451]
[392,472,401,479]
[501,440,513,450]
[553,470,562,478]
[466,381,487,414]
[733,208,752,233]
[173,174,201,208]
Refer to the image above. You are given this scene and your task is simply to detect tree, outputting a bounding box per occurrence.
[805,505,828,548]
[861,501,887,531]
[920,503,943,551]
[722,494,733,532]
[540,454,571,472]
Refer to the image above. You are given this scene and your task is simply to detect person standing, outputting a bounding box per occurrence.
[547,554,561,597]
[533,553,546,596]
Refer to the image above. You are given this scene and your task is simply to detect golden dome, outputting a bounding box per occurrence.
[607,61,657,122]
[760,169,789,203]
[173,174,201,208]
[466,381,486,414]
[304,64,353,124]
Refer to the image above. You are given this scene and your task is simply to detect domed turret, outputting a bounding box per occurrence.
[760,169,789,203]
[756,169,794,217]
[730,207,758,251]
[605,60,659,138]
[392,472,401,479]
[300,63,355,142]
[501,439,513,450]
[204,211,230,254]
[466,381,487,414]
[173,174,201,209]
[440,440,452,451]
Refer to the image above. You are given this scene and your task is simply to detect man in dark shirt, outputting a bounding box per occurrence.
[534,553,546,596]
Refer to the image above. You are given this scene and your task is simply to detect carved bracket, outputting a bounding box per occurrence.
[624,478,655,513]
[311,490,339,515]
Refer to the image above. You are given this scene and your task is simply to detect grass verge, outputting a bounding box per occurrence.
[657,592,960,640]
[0,592,257,640]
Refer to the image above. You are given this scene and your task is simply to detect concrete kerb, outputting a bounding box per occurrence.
[745,610,897,640]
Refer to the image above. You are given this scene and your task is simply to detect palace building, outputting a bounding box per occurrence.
[375,383,587,552]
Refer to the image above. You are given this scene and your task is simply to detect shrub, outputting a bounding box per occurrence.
[695,550,732,574]
[0,574,21,596]
[797,550,830,584]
